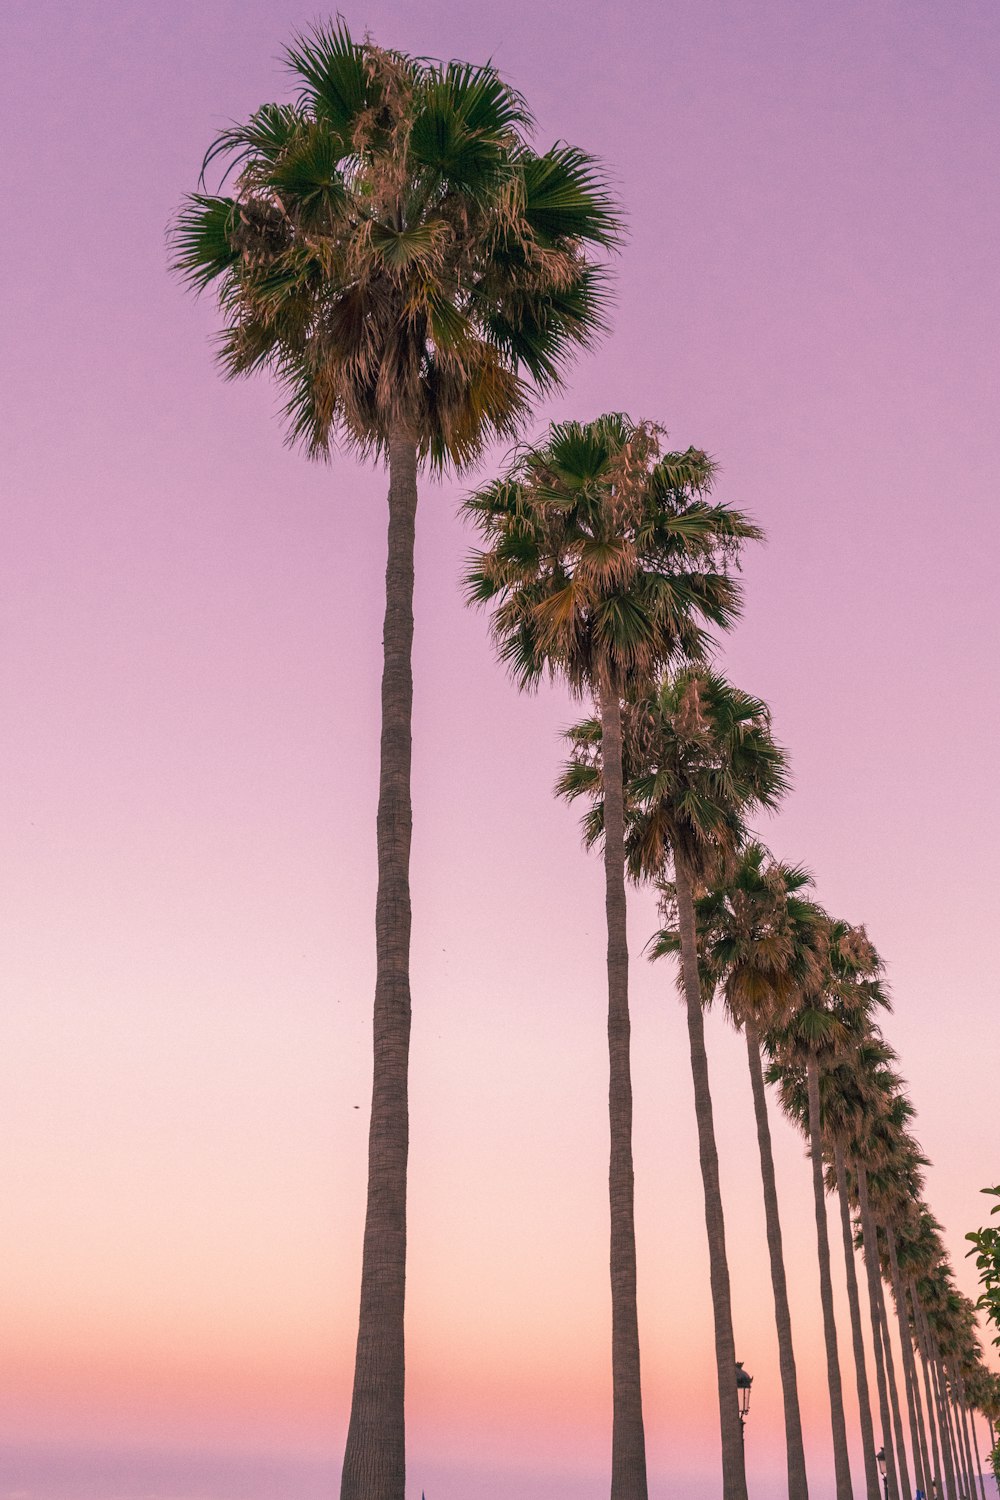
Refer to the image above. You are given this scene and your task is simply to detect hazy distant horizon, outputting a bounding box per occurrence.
[0,1439,800,1500]
[4,1440,998,1500]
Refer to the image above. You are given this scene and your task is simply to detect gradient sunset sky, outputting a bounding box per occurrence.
[3,0,999,1496]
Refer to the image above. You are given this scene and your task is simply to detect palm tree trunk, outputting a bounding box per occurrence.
[886,1229,929,1499]
[956,1378,979,1500]
[600,678,649,1500]
[674,853,747,1500]
[946,1376,969,1499]
[967,1402,987,1500]
[910,1282,944,1500]
[806,1056,854,1500]
[341,430,418,1500]
[857,1163,901,1500]
[877,1270,912,1500]
[744,1019,809,1500]
[947,1362,971,1500]
[948,1366,972,1500]
[833,1140,881,1500]
[923,1312,959,1500]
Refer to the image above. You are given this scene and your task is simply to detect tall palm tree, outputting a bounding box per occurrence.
[868,1125,934,1500]
[769,918,889,1500]
[825,942,909,1500]
[173,27,620,1500]
[620,672,790,1500]
[684,842,816,1500]
[884,1208,932,1496]
[465,419,760,1499]
[818,1038,891,1500]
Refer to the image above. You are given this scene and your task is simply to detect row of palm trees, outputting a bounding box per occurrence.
[172,21,996,1500]
[464,414,1000,1500]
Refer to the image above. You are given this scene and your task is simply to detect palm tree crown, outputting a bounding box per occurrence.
[465,417,760,693]
[173,20,620,466]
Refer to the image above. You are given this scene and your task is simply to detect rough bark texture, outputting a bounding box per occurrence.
[745,1020,809,1500]
[675,854,748,1500]
[601,683,649,1500]
[806,1057,854,1500]
[341,433,418,1500]
[911,1282,944,1499]
[833,1140,881,1500]
[886,1227,928,1498]
[857,1164,900,1500]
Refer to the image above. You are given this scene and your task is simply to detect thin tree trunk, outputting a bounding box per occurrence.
[946,1380,969,1499]
[806,1056,854,1500]
[745,1019,809,1500]
[947,1362,971,1500]
[877,1270,912,1500]
[886,1229,929,1498]
[857,1163,900,1500]
[601,680,649,1500]
[675,853,747,1500]
[967,1403,986,1500]
[922,1311,959,1500]
[872,1284,902,1500]
[834,1140,881,1500]
[956,1378,979,1500]
[947,1366,972,1500]
[910,1282,944,1500]
[341,430,418,1500]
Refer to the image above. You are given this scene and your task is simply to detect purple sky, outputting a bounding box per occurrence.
[3,0,999,1496]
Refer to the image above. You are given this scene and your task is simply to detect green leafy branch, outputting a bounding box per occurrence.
[965,1184,1000,1349]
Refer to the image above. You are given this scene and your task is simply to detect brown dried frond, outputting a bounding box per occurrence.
[674,674,708,740]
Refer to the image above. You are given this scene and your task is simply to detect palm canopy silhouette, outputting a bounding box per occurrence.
[174,21,620,465]
[465,415,759,1500]
[465,416,757,694]
[174,25,620,1500]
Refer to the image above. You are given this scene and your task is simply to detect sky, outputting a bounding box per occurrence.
[2,0,999,1496]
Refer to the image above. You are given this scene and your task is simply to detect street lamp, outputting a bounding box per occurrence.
[736,1361,753,1443]
[876,1446,889,1500]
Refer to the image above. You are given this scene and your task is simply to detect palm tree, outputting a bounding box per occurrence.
[884,1205,932,1495]
[682,842,816,1500]
[465,419,760,1499]
[852,1092,921,1500]
[769,918,891,1500]
[621,673,789,1500]
[818,1039,890,1500]
[173,27,620,1500]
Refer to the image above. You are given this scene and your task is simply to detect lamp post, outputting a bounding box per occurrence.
[877,1446,889,1500]
[736,1361,753,1445]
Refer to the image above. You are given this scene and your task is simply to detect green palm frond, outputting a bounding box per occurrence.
[199,103,306,187]
[519,144,623,248]
[285,21,372,142]
[171,195,241,289]
[175,28,620,466]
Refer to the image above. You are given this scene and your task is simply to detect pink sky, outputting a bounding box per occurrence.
[3,0,999,1496]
